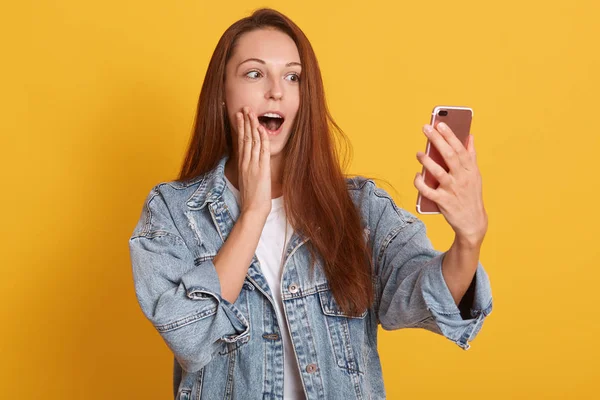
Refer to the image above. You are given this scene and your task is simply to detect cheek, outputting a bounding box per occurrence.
[288,104,300,125]
[289,93,300,115]
[226,85,263,107]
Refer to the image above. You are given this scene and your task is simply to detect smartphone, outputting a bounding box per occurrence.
[416,105,473,214]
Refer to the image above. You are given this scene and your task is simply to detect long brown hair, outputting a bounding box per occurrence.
[178,8,378,316]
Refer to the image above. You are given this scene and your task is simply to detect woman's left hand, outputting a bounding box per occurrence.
[414,122,488,247]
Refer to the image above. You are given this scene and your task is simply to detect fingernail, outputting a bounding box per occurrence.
[423,125,432,134]
[438,122,447,131]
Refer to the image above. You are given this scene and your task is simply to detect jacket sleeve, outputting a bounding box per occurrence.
[128,186,250,372]
[368,182,493,350]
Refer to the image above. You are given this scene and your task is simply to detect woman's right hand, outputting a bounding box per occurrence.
[236,106,272,220]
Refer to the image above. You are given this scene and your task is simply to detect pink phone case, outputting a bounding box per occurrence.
[416,106,473,214]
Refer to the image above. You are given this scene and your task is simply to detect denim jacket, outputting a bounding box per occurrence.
[128,154,493,400]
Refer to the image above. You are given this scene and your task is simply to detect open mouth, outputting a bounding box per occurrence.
[257,116,284,132]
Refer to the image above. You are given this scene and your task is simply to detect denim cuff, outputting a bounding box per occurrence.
[420,253,493,350]
[181,259,250,341]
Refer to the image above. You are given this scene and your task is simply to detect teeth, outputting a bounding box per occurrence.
[261,112,283,119]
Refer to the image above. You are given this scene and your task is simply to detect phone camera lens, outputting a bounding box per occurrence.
[438,110,448,116]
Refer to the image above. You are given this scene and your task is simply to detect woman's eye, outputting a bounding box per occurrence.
[245,70,300,82]
[245,70,262,79]
[286,73,300,82]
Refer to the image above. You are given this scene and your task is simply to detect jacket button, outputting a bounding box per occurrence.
[306,363,317,373]
[288,284,299,294]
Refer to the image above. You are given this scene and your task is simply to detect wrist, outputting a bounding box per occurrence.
[240,210,268,227]
[454,233,485,251]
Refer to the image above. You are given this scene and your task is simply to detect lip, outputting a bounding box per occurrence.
[259,110,285,119]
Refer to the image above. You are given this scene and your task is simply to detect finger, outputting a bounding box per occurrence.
[249,111,261,164]
[236,111,244,166]
[414,172,441,204]
[435,122,473,170]
[244,106,252,146]
[242,108,252,170]
[423,124,461,173]
[468,134,477,162]
[417,151,453,187]
[258,125,270,169]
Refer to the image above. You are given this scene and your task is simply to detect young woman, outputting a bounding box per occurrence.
[129,8,493,400]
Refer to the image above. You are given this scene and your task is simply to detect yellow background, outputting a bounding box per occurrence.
[2,0,599,398]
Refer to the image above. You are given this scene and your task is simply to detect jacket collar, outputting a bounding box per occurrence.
[185,154,229,210]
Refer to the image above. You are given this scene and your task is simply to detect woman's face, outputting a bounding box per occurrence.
[224,28,301,156]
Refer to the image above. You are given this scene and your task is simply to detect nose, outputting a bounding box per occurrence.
[265,75,283,101]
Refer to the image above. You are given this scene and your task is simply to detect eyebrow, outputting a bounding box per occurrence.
[236,58,302,70]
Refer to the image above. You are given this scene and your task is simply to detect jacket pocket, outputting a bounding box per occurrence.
[318,288,367,375]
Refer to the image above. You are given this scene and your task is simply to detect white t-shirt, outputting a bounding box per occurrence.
[224,175,306,400]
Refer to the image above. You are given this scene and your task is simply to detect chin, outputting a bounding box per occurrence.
[267,136,290,155]
[268,147,284,157]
